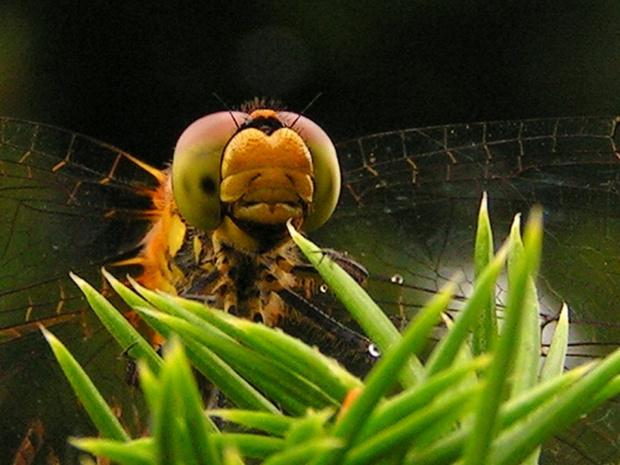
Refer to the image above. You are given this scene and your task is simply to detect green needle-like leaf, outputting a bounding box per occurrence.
[70,272,162,374]
[42,328,130,442]
[288,223,421,386]
[472,192,497,355]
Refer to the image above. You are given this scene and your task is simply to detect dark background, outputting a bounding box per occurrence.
[1,1,619,166]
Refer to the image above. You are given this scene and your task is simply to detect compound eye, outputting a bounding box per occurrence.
[278,111,340,231]
[172,111,248,231]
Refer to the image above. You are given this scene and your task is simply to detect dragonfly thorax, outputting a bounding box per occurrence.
[159,219,375,374]
[167,222,318,325]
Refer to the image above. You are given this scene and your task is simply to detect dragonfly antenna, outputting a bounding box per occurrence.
[290,93,323,128]
[212,93,241,129]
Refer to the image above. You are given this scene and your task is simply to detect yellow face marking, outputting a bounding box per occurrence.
[220,126,314,225]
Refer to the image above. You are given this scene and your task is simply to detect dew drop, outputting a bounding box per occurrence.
[368,344,381,358]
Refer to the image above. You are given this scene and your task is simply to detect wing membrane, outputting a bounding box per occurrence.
[313,116,620,463]
[0,118,159,334]
[0,118,159,463]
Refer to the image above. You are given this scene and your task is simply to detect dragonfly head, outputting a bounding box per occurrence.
[172,109,340,237]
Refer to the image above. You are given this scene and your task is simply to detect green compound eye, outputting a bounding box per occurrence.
[277,111,340,232]
[172,110,340,233]
[172,111,245,232]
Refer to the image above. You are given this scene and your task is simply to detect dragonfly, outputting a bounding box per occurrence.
[0,106,619,464]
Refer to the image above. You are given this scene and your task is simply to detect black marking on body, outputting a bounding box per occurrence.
[170,223,374,373]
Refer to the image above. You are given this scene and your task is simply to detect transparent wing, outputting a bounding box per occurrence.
[0,118,159,463]
[314,116,620,464]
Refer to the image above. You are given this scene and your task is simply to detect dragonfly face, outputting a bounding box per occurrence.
[0,112,619,464]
